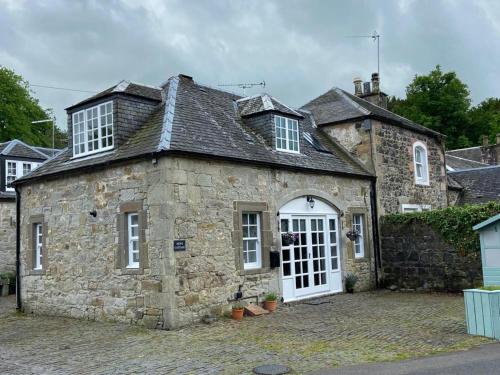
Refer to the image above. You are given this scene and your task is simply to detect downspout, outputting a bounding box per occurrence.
[15,186,21,310]
[366,119,381,288]
[370,179,380,288]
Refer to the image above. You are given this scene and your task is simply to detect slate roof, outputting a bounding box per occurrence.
[66,80,163,110]
[446,154,488,171]
[446,146,484,163]
[237,94,303,118]
[301,88,443,138]
[447,174,463,190]
[15,75,372,185]
[0,191,15,200]
[448,165,500,204]
[0,140,60,160]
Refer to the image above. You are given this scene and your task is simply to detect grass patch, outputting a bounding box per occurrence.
[479,285,500,291]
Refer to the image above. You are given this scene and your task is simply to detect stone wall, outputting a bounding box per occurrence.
[0,200,16,274]
[374,121,448,215]
[19,155,375,328]
[381,222,482,291]
[323,119,448,215]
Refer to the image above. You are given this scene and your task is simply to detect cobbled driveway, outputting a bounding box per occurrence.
[0,292,493,374]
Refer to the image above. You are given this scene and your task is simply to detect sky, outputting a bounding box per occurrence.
[1,0,499,130]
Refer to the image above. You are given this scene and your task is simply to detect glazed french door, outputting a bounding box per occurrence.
[281,216,330,297]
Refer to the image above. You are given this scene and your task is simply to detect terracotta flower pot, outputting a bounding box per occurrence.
[232,308,244,320]
[264,300,277,312]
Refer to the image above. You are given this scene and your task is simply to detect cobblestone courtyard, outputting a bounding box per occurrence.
[0,291,493,374]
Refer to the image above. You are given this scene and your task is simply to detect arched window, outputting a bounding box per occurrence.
[413,141,429,185]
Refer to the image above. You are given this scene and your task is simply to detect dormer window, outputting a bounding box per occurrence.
[413,141,429,185]
[275,115,299,153]
[72,101,113,157]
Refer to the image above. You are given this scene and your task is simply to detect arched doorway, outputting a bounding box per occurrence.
[279,196,342,301]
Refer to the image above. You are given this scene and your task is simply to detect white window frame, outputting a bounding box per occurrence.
[274,115,300,153]
[127,213,140,269]
[242,212,262,270]
[353,214,365,259]
[401,204,432,213]
[72,101,114,158]
[34,223,43,270]
[413,141,429,185]
[5,160,41,191]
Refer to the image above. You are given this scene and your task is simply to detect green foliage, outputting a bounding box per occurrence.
[0,271,15,283]
[388,65,471,149]
[345,272,359,289]
[232,301,244,310]
[479,285,500,291]
[0,66,66,148]
[384,202,500,255]
[468,98,500,146]
[265,292,277,301]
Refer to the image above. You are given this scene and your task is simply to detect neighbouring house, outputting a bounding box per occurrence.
[447,135,500,167]
[14,75,377,328]
[302,73,449,214]
[448,166,500,205]
[445,136,500,205]
[0,140,60,274]
[12,73,455,328]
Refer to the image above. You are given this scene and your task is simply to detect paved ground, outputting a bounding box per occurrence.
[311,343,500,375]
[0,291,493,374]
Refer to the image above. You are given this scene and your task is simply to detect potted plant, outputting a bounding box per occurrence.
[345,272,359,293]
[263,293,278,312]
[231,302,244,320]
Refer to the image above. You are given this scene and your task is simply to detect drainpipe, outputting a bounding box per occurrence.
[370,179,380,288]
[15,186,21,310]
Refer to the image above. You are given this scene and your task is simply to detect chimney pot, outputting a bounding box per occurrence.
[482,135,489,146]
[353,77,362,96]
[371,72,380,93]
[363,82,371,95]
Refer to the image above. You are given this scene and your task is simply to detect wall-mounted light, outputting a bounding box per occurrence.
[306,196,315,209]
[89,210,97,217]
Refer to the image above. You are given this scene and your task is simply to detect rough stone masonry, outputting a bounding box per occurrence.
[19,156,375,328]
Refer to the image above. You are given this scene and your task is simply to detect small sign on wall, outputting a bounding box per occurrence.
[173,240,186,252]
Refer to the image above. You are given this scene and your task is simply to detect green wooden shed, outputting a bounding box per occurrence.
[473,213,500,286]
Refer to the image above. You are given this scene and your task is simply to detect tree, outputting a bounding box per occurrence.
[468,98,500,146]
[388,66,472,149]
[0,66,66,148]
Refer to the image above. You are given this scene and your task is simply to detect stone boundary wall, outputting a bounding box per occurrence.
[0,200,16,274]
[381,221,482,291]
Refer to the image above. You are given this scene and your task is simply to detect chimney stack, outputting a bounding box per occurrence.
[496,133,500,145]
[353,77,362,96]
[482,135,489,146]
[371,72,380,93]
[363,82,371,94]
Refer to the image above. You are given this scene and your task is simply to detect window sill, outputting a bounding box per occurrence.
[415,181,430,187]
[241,267,271,276]
[28,269,45,276]
[275,148,301,154]
[69,147,115,161]
[120,267,144,275]
[353,256,369,263]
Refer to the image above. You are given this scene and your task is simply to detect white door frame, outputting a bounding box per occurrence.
[279,197,342,302]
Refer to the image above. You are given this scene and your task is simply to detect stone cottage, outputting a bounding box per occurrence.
[0,140,59,274]
[14,75,379,328]
[302,73,449,215]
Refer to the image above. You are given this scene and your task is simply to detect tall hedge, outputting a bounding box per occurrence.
[383,202,500,255]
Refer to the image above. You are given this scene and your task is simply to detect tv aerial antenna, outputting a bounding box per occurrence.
[347,30,381,75]
[218,81,265,96]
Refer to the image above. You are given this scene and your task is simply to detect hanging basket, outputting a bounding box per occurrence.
[281,232,298,246]
[346,229,360,241]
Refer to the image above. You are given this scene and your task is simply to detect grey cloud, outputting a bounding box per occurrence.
[0,0,499,131]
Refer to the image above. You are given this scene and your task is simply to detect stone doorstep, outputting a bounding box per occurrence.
[245,303,269,316]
